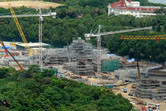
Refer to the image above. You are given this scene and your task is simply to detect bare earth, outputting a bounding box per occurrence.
[113,84,166,111]
[0,1,63,9]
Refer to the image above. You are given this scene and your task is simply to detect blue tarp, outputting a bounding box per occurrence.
[2,46,13,49]
[150,66,161,69]
[107,54,116,57]
[104,84,114,89]
[127,58,135,63]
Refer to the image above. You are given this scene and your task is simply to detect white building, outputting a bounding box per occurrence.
[108,0,162,17]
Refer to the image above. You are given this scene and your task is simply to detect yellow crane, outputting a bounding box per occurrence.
[0,5,56,69]
[120,35,166,42]
[120,35,166,79]
[8,3,32,56]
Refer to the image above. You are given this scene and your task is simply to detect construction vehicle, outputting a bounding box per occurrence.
[123,88,127,93]
[0,5,56,69]
[85,26,152,75]
[155,104,160,109]
[132,84,136,88]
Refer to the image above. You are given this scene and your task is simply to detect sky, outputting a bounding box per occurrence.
[148,0,166,4]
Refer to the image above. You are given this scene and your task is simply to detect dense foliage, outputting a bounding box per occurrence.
[0,0,166,63]
[0,66,132,111]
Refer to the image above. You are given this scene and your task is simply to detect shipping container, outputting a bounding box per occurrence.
[104,84,114,89]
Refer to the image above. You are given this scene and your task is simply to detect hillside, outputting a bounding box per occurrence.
[0,66,132,111]
[0,1,62,9]
[0,0,165,63]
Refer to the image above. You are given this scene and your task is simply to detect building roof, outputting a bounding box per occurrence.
[109,0,160,12]
[16,42,51,47]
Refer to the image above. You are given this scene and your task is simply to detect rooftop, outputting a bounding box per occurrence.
[109,0,161,12]
[16,42,51,47]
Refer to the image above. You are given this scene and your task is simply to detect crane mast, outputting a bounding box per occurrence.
[85,26,152,75]
[8,3,32,56]
[120,35,166,79]
[135,41,141,79]
[97,25,102,74]
[0,7,56,69]
[39,8,43,69]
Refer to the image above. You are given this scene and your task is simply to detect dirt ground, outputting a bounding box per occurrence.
[113,84,166,111]
[0,1,63,9]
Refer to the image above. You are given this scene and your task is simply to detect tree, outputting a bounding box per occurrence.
[0,67,9,79]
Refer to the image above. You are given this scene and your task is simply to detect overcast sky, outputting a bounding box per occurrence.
[148,0,166,4]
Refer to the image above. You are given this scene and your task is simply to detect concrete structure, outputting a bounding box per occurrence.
[0,38,111,75]
[16,42,51,51]
[43,37,109,75]
[114,68,148,82]
[136,66,166,101]
[108,0,162,17]
[63,37,97,75]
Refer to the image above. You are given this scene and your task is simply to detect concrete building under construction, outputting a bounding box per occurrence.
[0,37,119,75]
[64,37,97,75]
[43,37,110,75]
[135,66,166,100]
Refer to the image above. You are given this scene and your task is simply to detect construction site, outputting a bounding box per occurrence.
[0,5,166,111]
[135,66,166,100]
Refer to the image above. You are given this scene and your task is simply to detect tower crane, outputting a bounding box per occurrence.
[120,35,166,42]
[120,35,166,79]
[85,25,152,75]
[0,7,56,69]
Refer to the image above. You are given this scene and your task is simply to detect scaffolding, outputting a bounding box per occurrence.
[0,37,108,75]
[136,69,166,101]
[64,37,97,75]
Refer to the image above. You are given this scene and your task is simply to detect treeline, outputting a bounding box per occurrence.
[0,0,166,63]
[0,66,132,111]
[43,0,166,7]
